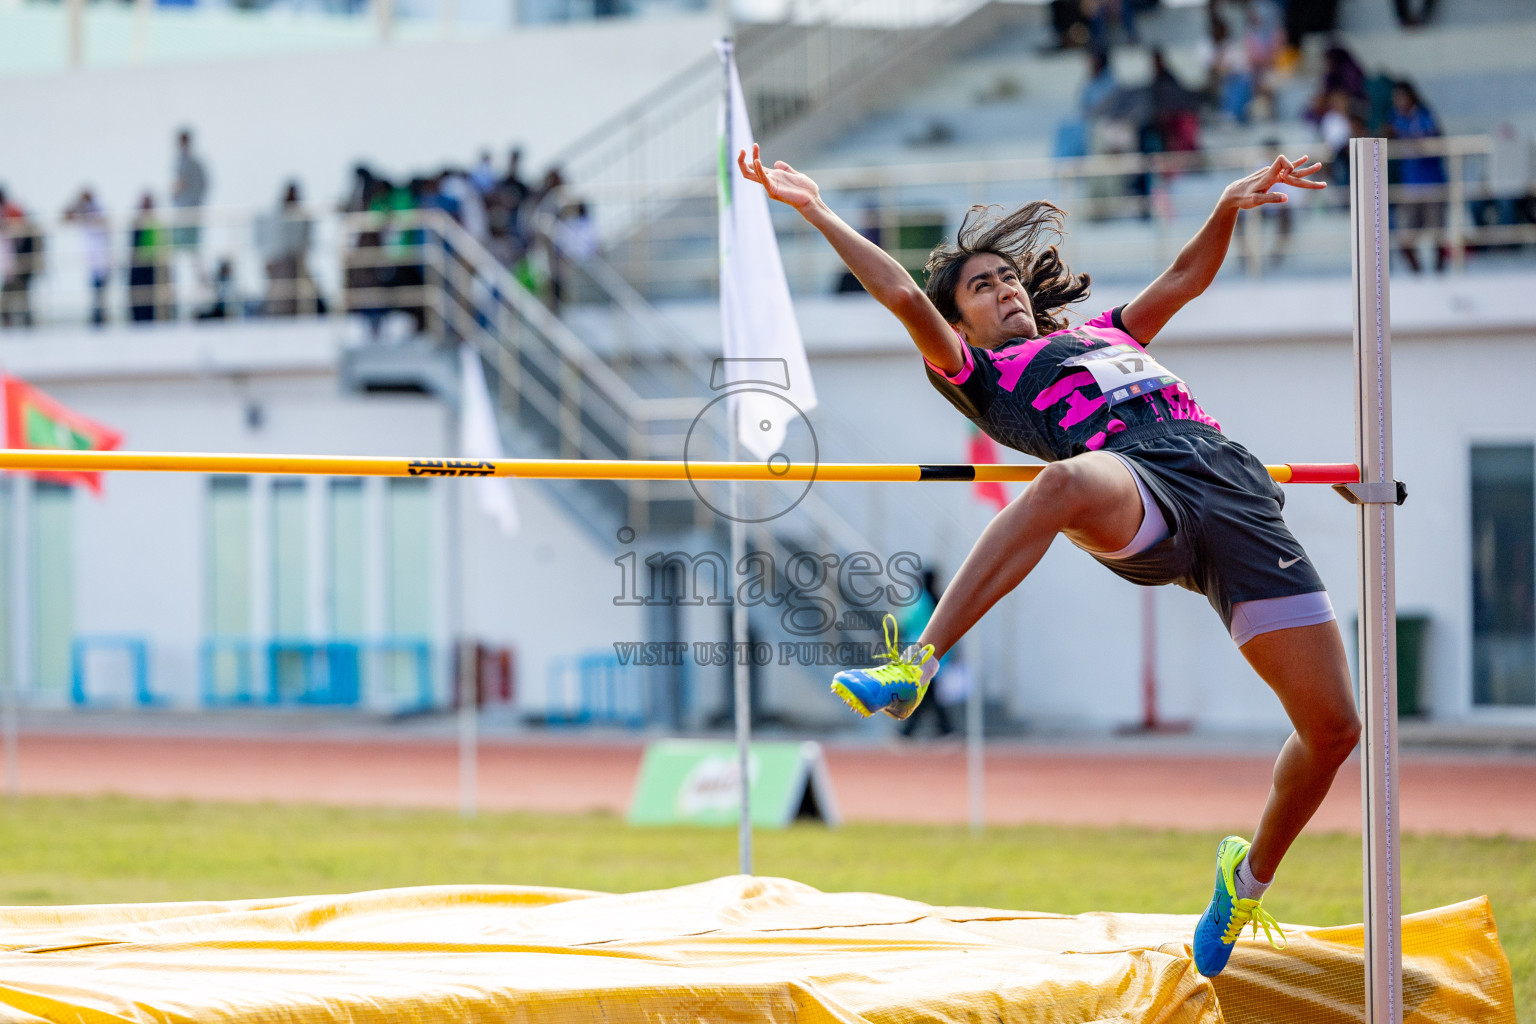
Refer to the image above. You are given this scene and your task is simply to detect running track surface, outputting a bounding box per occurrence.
[8,732,1535,837]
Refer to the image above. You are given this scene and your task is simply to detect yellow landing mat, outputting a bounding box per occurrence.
[0,876,1513,1023]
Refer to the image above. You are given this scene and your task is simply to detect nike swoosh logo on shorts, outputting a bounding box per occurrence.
[1278,556,1303,569]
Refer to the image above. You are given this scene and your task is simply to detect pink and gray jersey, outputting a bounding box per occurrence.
[923,307,1220,462]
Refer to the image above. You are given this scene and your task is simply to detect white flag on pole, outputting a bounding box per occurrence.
[717,39,818,462]
[458,344,519,536]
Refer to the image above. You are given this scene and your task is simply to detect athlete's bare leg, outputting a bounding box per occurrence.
[1239,621,1360,881]
[918,452,1144,659]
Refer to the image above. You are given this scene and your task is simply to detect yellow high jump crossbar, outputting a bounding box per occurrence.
[0,449,1362,486]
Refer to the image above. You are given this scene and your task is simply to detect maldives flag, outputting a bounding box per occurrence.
[968,427,1009,511]
[1,375,122,494]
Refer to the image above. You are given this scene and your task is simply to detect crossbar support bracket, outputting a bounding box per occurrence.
[1333,481,1408,506]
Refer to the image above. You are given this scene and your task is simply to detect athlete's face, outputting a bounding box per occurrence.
[952,253,1036,349]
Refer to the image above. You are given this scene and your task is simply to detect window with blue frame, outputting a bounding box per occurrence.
[33,482,73,697]
[328,479,366,636]
[270,478,309,700]
[385,478,432,703]
[206,476,253,701]
[1471,445,1536,707]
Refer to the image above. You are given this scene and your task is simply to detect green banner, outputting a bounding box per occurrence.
[628,740,839,828]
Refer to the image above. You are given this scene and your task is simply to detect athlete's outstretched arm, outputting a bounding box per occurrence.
[738,145,966,376]
[1120,154,1325,345]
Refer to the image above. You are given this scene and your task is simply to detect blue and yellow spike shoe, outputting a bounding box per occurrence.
[830,614,939,721]
[1192,835,1287,977]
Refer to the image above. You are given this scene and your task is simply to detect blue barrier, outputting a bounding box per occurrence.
[543,651,646,728]
[200,636,433,711]
[202,636,261,705]
[268,639,361,706]
[365,637,435,714]
[71,636,155,707]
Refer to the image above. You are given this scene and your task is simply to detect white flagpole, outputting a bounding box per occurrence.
[730,438,752,875]
[966,652,984,834]
[720,39,753,876]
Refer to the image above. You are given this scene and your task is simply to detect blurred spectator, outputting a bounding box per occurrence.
[469,150,498,195]
[528,166,565,225]
[1317,90,1362,191]
[342,165,394,336]
[1120,0,1160,45]
[1282,0,1339,50]
[1148,49,1203,153]
[1307,43,1367,123]
[1200,15,1253,124]
[1081,0,1116,59]
[1080,49,1118,119]
[343,163,387,215]
[1387,79,1449,273]
[260,181,319,316]
[485,147,531,266]
[129,192,170,323]
[197,259,237,321]
[521,166,567,306]
[1364,71,1397,136]
[1393,0,1437,27]
[171,129,209,294]
[341,167,429,335]
[501,148,529,206]
[555,201,599,264]
[1242,0,1283,115]
[1470,122,1536,253]
[547,198,596,314]
[1049,0,1157,55]
[0,188,42,328]
[1049,0,1092,50]
[438,169,488,244]
[62,188,111,327]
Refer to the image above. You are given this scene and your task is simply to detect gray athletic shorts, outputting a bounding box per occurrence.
[1082,421,1332,640]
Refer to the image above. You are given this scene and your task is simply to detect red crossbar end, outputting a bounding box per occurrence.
[1286,463,1362,485]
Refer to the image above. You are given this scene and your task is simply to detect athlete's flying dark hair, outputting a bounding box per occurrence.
[923,202,1092,337]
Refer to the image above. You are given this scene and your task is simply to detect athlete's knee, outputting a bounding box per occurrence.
[1308,703,1362,766]
[1031,460,1100,524]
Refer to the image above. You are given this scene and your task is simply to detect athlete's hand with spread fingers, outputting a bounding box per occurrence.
[1220,154,1326,211]
[738,144,822,213]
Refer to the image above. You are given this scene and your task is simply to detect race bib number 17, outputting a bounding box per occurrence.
[1062,343,1183,408]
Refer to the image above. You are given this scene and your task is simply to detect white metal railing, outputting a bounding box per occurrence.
[562,135,1536,297]
[6,136,1529,334]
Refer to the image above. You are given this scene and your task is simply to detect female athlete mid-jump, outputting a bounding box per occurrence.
[739,144,1357,977]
